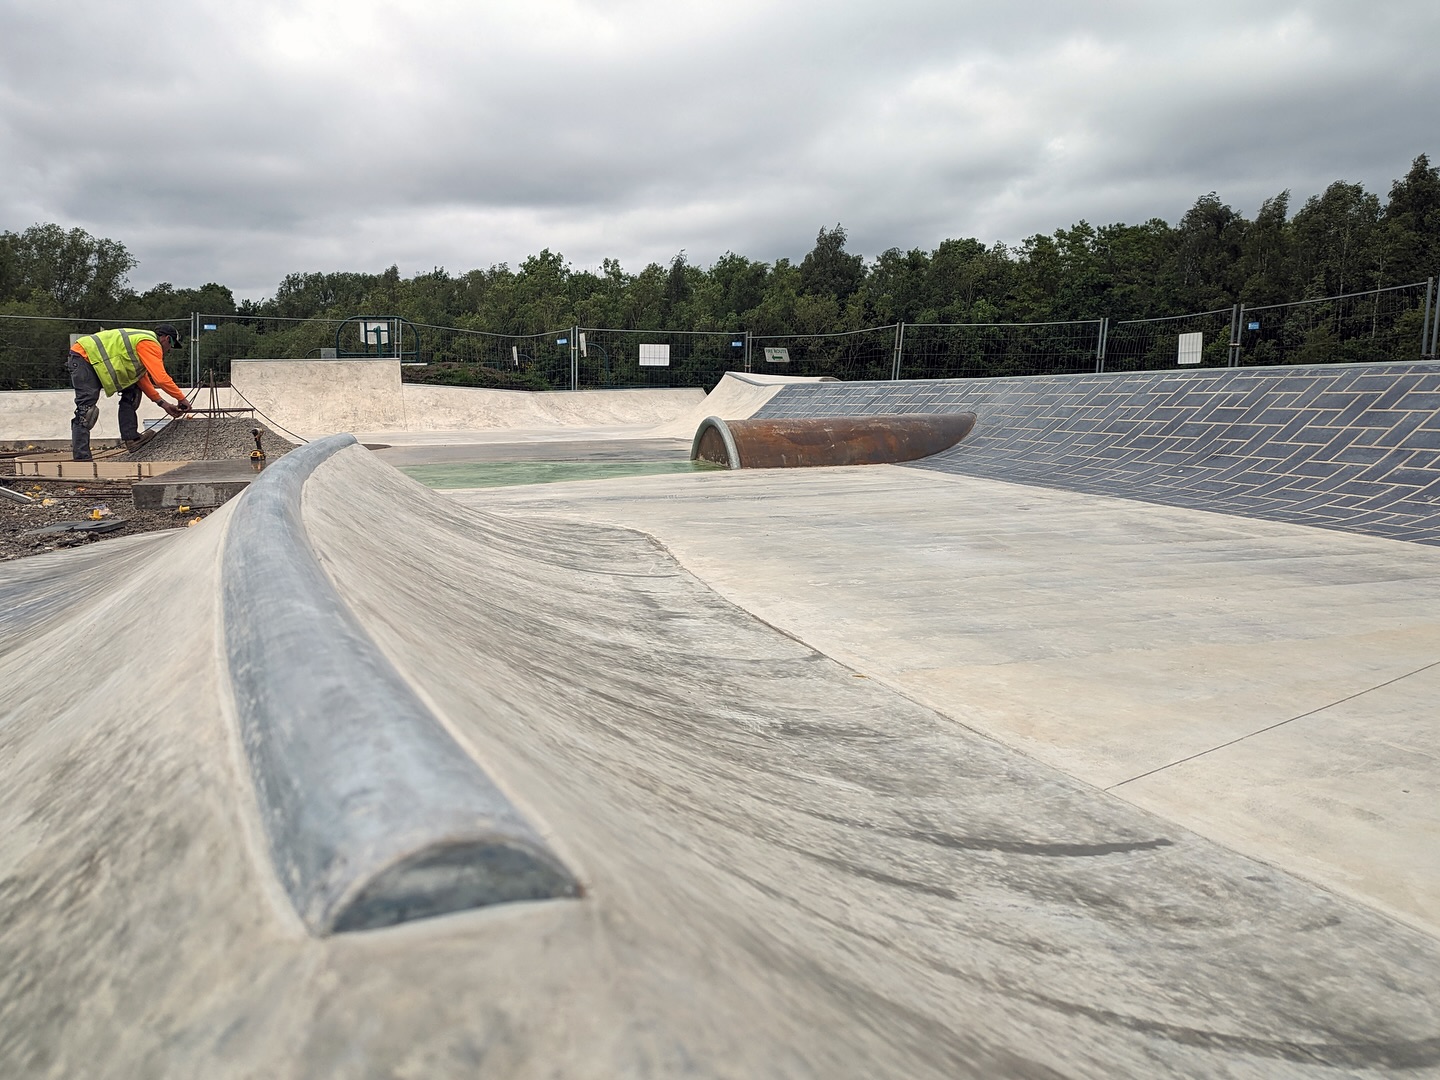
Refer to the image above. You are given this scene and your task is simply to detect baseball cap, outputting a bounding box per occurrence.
[155,323,183,346]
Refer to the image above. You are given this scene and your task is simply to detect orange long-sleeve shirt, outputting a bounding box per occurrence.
[71,335,185,403]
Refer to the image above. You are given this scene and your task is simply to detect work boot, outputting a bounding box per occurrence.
[124,429,157,452]
[82,405,99,430]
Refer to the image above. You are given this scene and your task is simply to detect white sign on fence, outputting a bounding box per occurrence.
[1177,331,1204,366]
[362,320,390,346]
[764,347,790,364]
[639,343,670,367]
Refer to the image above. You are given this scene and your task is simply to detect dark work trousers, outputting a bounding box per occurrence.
[66,351,141,460]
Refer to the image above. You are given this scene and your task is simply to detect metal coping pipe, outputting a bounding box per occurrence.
[692,412,977,470]
[222,433,579,935]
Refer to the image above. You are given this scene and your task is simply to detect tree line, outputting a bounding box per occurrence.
[2,153,1437,351]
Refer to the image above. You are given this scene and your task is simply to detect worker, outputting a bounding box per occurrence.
[66,323,193,460]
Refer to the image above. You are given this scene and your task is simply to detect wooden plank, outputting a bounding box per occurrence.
[10,459,188,480]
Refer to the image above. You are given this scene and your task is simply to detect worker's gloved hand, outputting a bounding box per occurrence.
[174,397,192,413]
[161,402,183,418]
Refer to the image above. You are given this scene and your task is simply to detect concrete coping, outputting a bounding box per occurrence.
[221,433,579,934]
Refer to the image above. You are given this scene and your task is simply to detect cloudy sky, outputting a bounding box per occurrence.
[2,0,1436,299]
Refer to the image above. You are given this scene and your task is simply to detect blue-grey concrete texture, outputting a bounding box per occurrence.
[754,361,1440,545]
[223,434,578,934]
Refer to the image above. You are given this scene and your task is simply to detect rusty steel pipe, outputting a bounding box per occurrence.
[691,413,977,470]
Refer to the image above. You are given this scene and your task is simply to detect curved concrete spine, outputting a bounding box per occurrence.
[692,412,977,469]
[222,432,578,935]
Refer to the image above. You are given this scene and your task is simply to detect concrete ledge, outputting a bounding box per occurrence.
[222,433,579,935]
[132,459,263,508]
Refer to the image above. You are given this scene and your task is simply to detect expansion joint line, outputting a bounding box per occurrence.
[1106,656,1440,791]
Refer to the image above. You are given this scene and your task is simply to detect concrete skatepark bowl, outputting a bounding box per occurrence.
[2,364,1440,1077]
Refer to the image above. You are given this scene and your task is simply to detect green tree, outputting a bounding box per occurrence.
[0,223,136,315]
[1380,154,1440,284]
[799,224,864,302]
[1290,181,1382,297]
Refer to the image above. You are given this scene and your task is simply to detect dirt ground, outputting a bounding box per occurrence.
[0,472,210,562]
[0,417,298,561]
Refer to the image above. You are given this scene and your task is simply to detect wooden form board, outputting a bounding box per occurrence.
[10,457,188,480]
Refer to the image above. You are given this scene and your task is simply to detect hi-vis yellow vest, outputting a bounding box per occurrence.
[74,328,159,396]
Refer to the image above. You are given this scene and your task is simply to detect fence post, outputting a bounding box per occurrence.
[892,322,905,380]
[1425,277,1436,359]
[190,312,199,388]
[1095,318,1108,373]
[570,325,579,390]
[1228,304,1243,367]
[745,330,752,373]
[1431,275,1440,360]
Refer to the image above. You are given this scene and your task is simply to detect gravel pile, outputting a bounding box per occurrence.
[119,416,299,461]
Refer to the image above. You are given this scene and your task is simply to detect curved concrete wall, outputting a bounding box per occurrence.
[756,361,1440,545]
[230,359,704,435]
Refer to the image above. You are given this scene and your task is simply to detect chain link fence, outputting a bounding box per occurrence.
[4,277,1437,394]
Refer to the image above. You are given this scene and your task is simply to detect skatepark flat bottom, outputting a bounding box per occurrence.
[401,459,722,489]
[372,437,691,466]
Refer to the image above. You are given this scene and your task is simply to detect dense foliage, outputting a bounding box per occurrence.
[2,155,1433,332]
[2,154,1437,389]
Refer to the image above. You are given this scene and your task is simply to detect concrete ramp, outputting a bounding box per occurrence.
[754,361,1440,545]
[230,359,704,437]
[4,441,1440,1075]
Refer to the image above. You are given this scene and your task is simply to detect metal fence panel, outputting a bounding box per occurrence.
[4,279,1438,395]
[1236,282,1430,367]
[1105,309,1235,372]
[576,328,744,389]
[750,325,896,381]
[0,313,190,391]
[407,324,573,391]
[899,321,1103,380]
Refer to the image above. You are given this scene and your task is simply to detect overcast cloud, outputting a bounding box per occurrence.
[2,0,1436,299]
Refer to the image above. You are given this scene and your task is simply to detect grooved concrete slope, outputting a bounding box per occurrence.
[754,361,1440,544]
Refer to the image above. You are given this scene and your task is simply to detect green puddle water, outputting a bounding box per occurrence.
[401,459,722,489]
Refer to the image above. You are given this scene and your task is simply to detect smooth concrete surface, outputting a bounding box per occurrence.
[0,387,174,441]
[231,358,706,437]
[350,370,791,445]
[0,368,787,445]
[462,466,1440,938]
[5,446,1440,1075]
[373,437,691,467]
